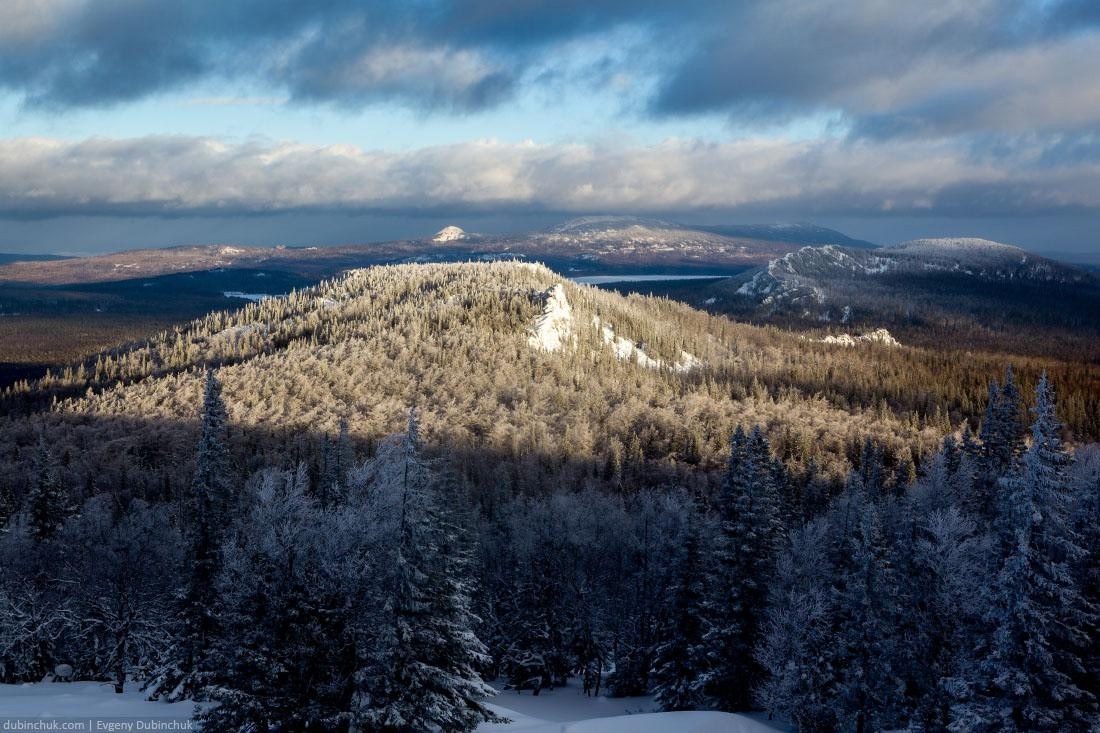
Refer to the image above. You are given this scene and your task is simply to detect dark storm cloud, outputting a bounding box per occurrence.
[2,0,1096,135]
[650,0,1100,138]
[0,0,670,111]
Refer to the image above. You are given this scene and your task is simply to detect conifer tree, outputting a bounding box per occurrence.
[971,374,1094,731]
[974,367,1025,524]
[756,520,836,732]
[698,425,782,711]
[355,410,498,732]
[146,369,232,703]
[197,470,362,732]
[821,477,903,733]
[25,435,67,542]
[651,517,707,711]
[1072,451,1100,708]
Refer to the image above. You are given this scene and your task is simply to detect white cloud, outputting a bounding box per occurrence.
[0,133,1096,218]
[0,0,84,45]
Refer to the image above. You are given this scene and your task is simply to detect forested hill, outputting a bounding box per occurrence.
[1,261,1097,513]
[2,261,1099,730]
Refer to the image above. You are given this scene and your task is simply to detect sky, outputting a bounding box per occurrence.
[1,0,1099,259]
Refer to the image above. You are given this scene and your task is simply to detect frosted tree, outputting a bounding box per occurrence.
[25,434,68,542]
[698,425,783,711]
[197,469,367,732]
[969,374,1094,731]
[1070,445,1100,706]
[146,369,232,703]
[189,368,235,518]
[355,410,499,732]
[651,516,708,711]
[973,367,1024,524]
[62,497,180,693]
[824,481,903,733]
[756,520,836,732]
[907,506,989,731]
[0,526,71,682]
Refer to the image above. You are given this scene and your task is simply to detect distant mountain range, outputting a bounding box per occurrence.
[2,221,1097,388]
[0,216,855,286]
[651,237,1100,361]
[695,222,877,249]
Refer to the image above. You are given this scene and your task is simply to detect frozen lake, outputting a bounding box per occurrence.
[571,274,731,285]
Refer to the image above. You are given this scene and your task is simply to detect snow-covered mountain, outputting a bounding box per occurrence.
[538,216,740,250]
[432,225,468,243]
[698,222,877,249]
[515,215,807,269]
[737,238,1091,308]
[684,236,1100,359]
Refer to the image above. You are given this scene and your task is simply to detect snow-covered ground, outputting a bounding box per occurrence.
[527,284,574,352]
[480,684,788,733]
[0,680,787,733]
[0,681,198,726]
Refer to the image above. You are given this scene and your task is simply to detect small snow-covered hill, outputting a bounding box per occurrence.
[538,216,740,252]
[433,225,468,243]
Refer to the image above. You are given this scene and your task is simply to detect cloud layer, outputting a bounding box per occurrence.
[1,0,1098,238]
[1,0,1096,136]
[2,134,1096,219]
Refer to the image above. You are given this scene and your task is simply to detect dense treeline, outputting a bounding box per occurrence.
[0,262,1097,730]
[0,263,960,528]
[1,364,1096,730]
[0,262,1095,529]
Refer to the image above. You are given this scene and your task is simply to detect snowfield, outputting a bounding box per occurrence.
[0,681,786,733]
[527,284,574,352]
[0,681,198,722]
[479,686,786,732]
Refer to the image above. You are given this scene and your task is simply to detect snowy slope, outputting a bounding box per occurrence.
[482,709,783,733]
[527,284,574,351]
[0,681,786,733]
[478,683,787,733]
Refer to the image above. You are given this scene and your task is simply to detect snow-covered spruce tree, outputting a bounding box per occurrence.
[972,367,1025,525]
[146,368,234,703]
[822,477,905,733]
[968,374,1095,731]
[755,519,836,732]
[25,434,69,542]
[355,410,499,733]
[61,497,180,693]
[697,425,783,712]
[651,515,708,711]
[197,469,366,732]
[906,505,990,731]
[1071,445,1100,707]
